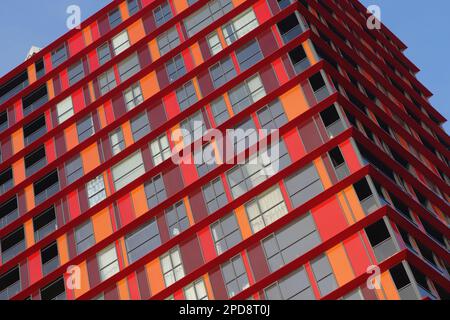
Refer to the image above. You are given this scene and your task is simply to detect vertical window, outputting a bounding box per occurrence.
[56,96,74,124]
[256,99,288,131]
[110,128,125,155]
[202,177,228,214]
[124,83,144,111]
[97,245,120,281]
[75,220,95,254]
[108,8,122,29]
[184,0,232,37]
[97,43,112,66]
[112,30,130,55]
[68,60,85,85]
[157,27,180,55]
[0,110,8,133]
[277,13,304,43]
[153,1,173,27]
[1,227,25,263]
[131,112,150,141]
[87,175,107,208]
[0,267,20,300]
[328,147,350,181]
[246,186,288,233]
[284,163,324,208]
[309,72,330,102]
[207,32,223,55]
[0,197,19,229]
[221,255,249,298]
[184,279,208,300]
[0,167,13,195]
[118,53,141,81]
[150,134,171,166]
[211,213,242,254]
[41,242,59,275]
[161,247,185,287]
[98,69,117,95]
[166,54,186,82]
[288,45,310,74]
[176,81,198,111]
[76,115,94,142]
[210,96,230,126]
[311,255,337,296]
[33,170,59,205]
[210,57,236,88]
[265,267,315,300]
[320,105,345,138]
[112,151,145,190]
[194,143,217,178]
[235,39,263,71]
[165,201,190,237]
[228,74,266,114]
[223,9,259,45]
[65,156,83,184]
[25,145,47,177]
[51,44,68,67]
[144,175,167,208]
[125,219,161,263]
[40,277,66,300]
[180,111,206,144]
[127,0,141,15]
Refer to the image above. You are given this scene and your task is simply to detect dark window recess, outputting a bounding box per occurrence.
[33,207,57,241]
[23,114,46,145]
[0,197,19,229]
[389,148,409,168]
[416,241,439,269]
[41,242,59,275]
[354,178,373,200]
[419,217,446,247]
[320,105,344,138]
[1,227,25,263]
[33,170,59,204]
[35,58,45,79]
[0,110,8,132]
[40,277,66,300]
[0,167,13,194]
[309,73,326,92]
[357,143,395,181]
[277,13,302,43]
[0,70,28,104]
[22,85,48,116]
[329,147,349,180]
[410,265,432,293]
[389,193,413,221]
[288,45,310,74]
[108,8,123,29]
[0,267,20,299]
[390,264,411,290]
[365,220,390,247]
[51,44,68,68]
[25,145,47,176]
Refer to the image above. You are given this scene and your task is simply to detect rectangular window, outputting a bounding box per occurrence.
[284,163,324,208]
[210,57,236,88]
[256,99,288,131]
[211,213,242,254]
[0,167,13,195]
[51,44,68,67]
[144,174,167,208]
[309,72,330,102]
[75,220,95,254]
[97,43,112,66]
[127,0,141,15]
[40,277,66,300]
[97,245,119,281]
[157,27,180,55]
[320,105,345,138]
[112,151,145,190]
[228,74,266,114]
[87,175,107,208]
[202,177,228,214]
[311,255,337,296]
[180,111,206,145]
[25,145,47,177]
[153,1,173,27]
[161,247,185,287]
[131,112,150,141]
[33,207,57,241]
[110,128,125,156]
[194,143,217,178]
[68,60,85,86]
[0,267,20,300]
[265,267,315,300]
[0,197,19,229]
[166,54,186,83]
[56,96,74,124]
[98,69,117,95]
[165,201,190,238]
[34,170,59,205]
[328,147,350,181]
[184,279,208,300]
[124,83,144,111]
[262,213,321,272]
[112,30,130,55]
[235,39,263,71]
[184,0,232,37]
[210,96,230,126]
[207,32,223,55]
[150,134,171,166]
[22,85,48,116]
[176,81,198,111]
[277,13,304,43]
[108,8,122,29]
[0,110,8,133]
[222,9,258,45]
[76,115,94,142]
[41,242,59,276]
[246,186,288,233]
[118,53,141,82]
[221,255,249,298]
[65,156,83,185]
[125,219,161,263]
[288,45,310,74]
[1,227,26,263]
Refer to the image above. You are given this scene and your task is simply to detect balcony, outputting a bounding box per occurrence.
[24,115,47,146]
[360,194,379,215]
[313,86,330,103]
[0,71,28,105]
[2,239,26,263]
[397,283,419,300]
[292,56,311,74]
[34,220,57,242]
[0,281,20,301]
[34,171,60,205]
[0,168,13,196]
[25,157,47,177]
[42,256,60,276]
[334,163,350,181]
[0,209,18,229]
[35,183,59,205]
[22,85,48,116]
[325,119,345,139]
[372,237,398,263]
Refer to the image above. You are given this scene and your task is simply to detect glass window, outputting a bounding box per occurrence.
[111,151,145,190]
[277,13,304,43]
[145,174,167,208]
[65,156,83,184]
[97,245,119,281]
[124,83,144,111]
[153,1,173,27]
[184,0,232,37]
[194,143,217,178]
[210,96,230,126]
[108,8,122,29]
[256,99,288,131]
[161,247,185,287]
[125,219,161,263]
[110,128,125,156]
[112,30,130,55]
[131,112,150,141]
[221,255,249,298]
[176,81,198,111]
[311,255,337,296]
[210,57,236,88]
[228,74,266,114]
[180,111,206,145]
[127,0,141,15]
[68,60,85,86]
[211,213,242,254]
[235,40,263,71]
[157,27,180,55]
[118,53,141,82]
[288,45,310,74]
[98,69,117,95]
[40,277,66,300]
[56,96,74,124]
[33,206,57,241]
[207,32,223,55]
[222,9,258,45]
[97,43,112,66]
[184,279,208,300]
[51,44,68,68]
[166,54,186,83]
[87,175,107,208]
[165,201,190,238]
[202,177,228,214]
[76,115,94,142]
[150,134,171,166]
[0,267,21,300]
[284,163,324,208]
[75,220,95,254]
[265,267,315,300]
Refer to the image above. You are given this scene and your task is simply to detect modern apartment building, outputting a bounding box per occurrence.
[0,0,448,300]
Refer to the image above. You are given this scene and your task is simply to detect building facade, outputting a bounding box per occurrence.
[0,0,449,300]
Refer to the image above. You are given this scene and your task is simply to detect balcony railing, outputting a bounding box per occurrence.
[25,157,47,177]
[281,24,303,44]
[34,220,57,242]
[25,126,47,146]
[313,86,330,103]
[0,281,20,300]
[0,209,19,229]
[397,284,419,300]
[1,240,26,263]
[372,237,398,263]
[360,195,379,215]
[42,256,60,276]
[52,292,67,301]
[334,163,350,181]
[325,119,345,138]
[0,81,28,105]
[0,179,14,195]
[23,95,48,116]
[293,57,311,74]
[35,183,59,205]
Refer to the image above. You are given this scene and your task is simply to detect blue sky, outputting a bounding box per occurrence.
[0,0,448,132]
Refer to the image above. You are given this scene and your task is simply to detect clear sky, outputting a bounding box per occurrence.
[0,0,448,132]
